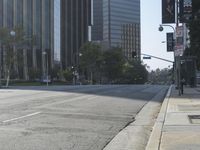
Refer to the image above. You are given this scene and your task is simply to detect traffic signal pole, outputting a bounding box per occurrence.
[175,0,182,95]
[141,53,174,63]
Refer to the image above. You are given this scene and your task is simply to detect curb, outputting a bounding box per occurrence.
[103,87,168,150]
[145,85,173,150]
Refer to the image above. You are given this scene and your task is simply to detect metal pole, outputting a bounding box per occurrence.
[160,0,181,95]
[159,24,176,82]
[141,53,174,63]
[0,43,1,88]
[175,0,181,95]
[46,52,48,86]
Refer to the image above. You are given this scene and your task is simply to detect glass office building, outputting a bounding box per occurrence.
[92,0,103,41]
[100,0,140,59]
[0,0,61,79]
[61,0,92,69]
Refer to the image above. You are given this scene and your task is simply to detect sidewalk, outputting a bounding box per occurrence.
[146,85,200,150]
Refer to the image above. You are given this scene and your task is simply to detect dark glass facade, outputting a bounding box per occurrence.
[0,0,61,79]
[0,0,3,27]
[61,0,92,69]
[92,0,103,41]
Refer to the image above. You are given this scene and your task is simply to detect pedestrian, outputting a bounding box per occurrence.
[181,78,185,94]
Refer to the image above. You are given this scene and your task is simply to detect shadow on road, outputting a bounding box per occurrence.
[3,85,169,102]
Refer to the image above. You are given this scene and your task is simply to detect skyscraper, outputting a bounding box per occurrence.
[92,0,103,41]
[93,0,140,59]
[0,0,61,79]
[61,0,92,69]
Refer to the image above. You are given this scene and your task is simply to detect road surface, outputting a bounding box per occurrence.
[0,85,168,150]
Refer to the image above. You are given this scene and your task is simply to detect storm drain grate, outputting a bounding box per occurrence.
[188,115,200,124]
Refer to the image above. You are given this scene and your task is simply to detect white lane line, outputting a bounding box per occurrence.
[2,112,41,123]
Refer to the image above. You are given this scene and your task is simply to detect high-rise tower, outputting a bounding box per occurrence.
[93,0,140,59]
[61,0,92,69]
[0,0,61,79]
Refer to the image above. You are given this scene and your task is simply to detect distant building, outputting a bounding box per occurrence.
[92,0,140,59]
[0,0,61,79]
[121,23,140,60]
[61,0,92,69]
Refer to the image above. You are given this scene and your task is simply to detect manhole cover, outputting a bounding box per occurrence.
[178,105,200,111]
[188,115,200,124]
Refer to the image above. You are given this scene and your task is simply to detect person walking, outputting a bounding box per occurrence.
[181,78,185,95]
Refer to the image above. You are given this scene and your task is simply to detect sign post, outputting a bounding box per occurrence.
[175,26,184,56]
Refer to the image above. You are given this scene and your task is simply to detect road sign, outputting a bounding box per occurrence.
[175,26,184,56]
[180,0,192,22]
[143,56,151,59]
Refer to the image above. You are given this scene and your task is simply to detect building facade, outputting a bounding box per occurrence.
[92,0,103,41]
[121,23,140,60]
[0,0,60,79]
[93,0,140,59]
[61,0,92,69]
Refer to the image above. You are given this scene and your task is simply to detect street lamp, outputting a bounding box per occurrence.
[0,42,2,88]
[42,51,48,86]
[10,30,16,37]
[159,24,175,32]
[159,24,182,95]
[5,30,16,88]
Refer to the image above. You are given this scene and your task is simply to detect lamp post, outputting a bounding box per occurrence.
[159,24,181,95]
[0,41,2,88]
[42,51,48,86]
[5,30,16,88]
[10,30,16,37]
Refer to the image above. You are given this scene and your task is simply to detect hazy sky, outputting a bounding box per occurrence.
[141,0,174,70]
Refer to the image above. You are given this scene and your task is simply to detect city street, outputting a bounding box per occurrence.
[0,85,168,150]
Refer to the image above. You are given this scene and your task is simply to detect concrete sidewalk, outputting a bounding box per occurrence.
[146,85,200,150]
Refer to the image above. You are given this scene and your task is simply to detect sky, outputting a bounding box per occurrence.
[141,0,174,71]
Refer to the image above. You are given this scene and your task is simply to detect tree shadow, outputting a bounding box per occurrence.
[5,85,169,102]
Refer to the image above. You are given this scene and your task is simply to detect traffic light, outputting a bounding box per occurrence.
[166,32,174,52]
[132,51,137,58]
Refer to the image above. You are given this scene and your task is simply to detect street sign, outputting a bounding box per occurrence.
[180,0,192,22]
[175,26,184,56]
[166,33,174,52]
[143,56,151,59]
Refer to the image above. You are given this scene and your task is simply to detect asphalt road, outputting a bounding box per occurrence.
[0,85,168,150]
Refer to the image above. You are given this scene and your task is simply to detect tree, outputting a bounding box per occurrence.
[79,42,103,84]
[121,60,148,84]
[62,68,73,82]
[148,68,173,85]
[0,26,26,87]
[102,47,125,83]
[184,0,200,68]
[79,43,149,84]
